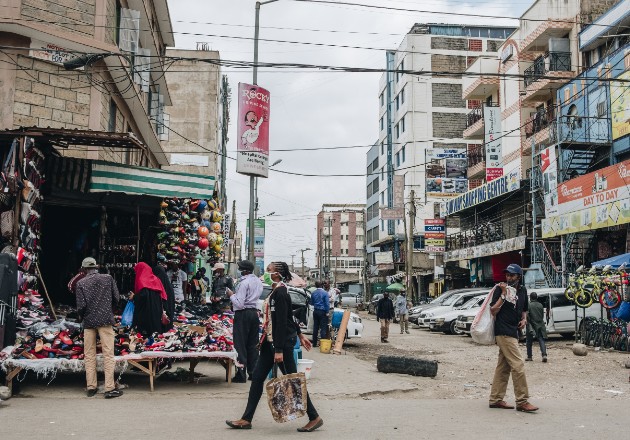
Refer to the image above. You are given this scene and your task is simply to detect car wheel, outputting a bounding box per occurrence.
[376,355,438,377]
[450,321,462,335]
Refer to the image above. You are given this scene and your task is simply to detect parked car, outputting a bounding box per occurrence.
[418,290,489,328]
[409,288,487,324]
[305,307,364,339]
[428,294,486,334]
[340,293,362,308]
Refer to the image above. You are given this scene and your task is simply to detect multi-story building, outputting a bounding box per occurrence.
[0,0,174,167]
[370,23,515,291]
[316,204,366,286]
[443,0,618,287]
[366,142,380,265]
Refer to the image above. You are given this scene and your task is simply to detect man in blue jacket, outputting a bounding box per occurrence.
[310,281,330,347]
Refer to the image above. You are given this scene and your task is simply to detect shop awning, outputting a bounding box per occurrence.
[592,252,630,269]
[90,162,215,199]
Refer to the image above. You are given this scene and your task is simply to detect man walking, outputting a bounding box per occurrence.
[310,281,330,347]
[488,264,538,412]
[75,257,122,398]
[212,262,234,310]
[376,292,395,343]
[395,289,411,334]
[526,292,548,363]
[227,260,262,383]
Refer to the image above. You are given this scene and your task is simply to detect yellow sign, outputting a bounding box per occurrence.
[541,199,630,238]
[611,70,630,140]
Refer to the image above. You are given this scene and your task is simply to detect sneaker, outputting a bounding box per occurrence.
[400,332,404,334]
[542,356,548,363]
[86,388,97,397]
[525,357,533,361]
[405,331,410,334]
[104,389,123,399]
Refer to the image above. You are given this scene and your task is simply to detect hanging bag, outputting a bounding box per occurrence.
[266,363,308,423]
[3,140,19,194]
[471,287,497,345]
[121,300,134,327]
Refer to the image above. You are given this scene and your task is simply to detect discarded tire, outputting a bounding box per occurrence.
[376,355,438,377]
[572,343,588,356]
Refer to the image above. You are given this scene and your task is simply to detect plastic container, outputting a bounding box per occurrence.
[319,338,332,354]
[297,359,315,379]
[331,311,343,328]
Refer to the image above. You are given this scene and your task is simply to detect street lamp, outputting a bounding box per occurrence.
[271,159,282,167]
[300,247,312,280]
[259,211,276,218]
[248,0,281,265]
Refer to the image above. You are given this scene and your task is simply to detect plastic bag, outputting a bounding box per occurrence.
[121,301,134,327]
[266,365,308,423]
[471,288,496,345]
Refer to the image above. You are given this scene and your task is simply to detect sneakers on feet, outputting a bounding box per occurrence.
[86,388,97,397]
[525,357,533,361]
[104,389,123,399]
[542,356,548,363]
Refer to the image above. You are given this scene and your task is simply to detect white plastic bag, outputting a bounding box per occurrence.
[471,287,497,345]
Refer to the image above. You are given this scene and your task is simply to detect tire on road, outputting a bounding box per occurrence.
[376,355,438,377]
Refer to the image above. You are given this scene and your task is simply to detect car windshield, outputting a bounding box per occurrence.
[441,295,460,306]
[460,296,483,309]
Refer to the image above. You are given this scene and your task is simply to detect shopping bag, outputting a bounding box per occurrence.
[471,287,497,345]
[266,364,308,423]
[121,301,134,327]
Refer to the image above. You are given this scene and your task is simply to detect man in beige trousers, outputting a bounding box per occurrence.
[75,257,122,398]
[488,264,537,412]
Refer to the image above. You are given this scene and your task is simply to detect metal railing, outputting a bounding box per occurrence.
[446,214,525,251]
[466,107,483,129]
[525,106,555,138]
[467,145,484,168]
[524,52,572,87]
[534,241,563,288]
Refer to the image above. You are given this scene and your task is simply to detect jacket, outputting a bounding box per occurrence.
[527,300,547,339]
[395,294,410,315]
[75,272,120,328]
[377,296,395,320]
[269,285,301,353]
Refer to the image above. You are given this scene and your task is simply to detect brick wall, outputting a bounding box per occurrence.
[104,0,118,45]
[348,212,357,257]
[13,56,90,129]
[21,0,96,38]
[432,83,465,108]
[432,112,467,138]
[487,40,503,52]
[431,54,467,76]
[468,39,482,52]
[431,37,466,51]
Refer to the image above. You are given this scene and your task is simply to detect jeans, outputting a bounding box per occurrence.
[526,332,547,358]
[242,338,319,422]
[489,335,530,405]
[312,309,328,346]
[84,325,116,392]
[233,309,260,376]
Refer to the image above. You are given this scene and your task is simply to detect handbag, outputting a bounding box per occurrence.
[0,210,13,238]
[266,363,308,423]
[471,287,497,345]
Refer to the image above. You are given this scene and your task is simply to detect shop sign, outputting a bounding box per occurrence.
[170,154,209,167]
[424,219,445,252]
[381,175,405,219]
[29,39,80,66]
[541,159,630,238]
[440,168,520,216]
[444,236,527,262]
[246,219,266,259]
[237,83,270,177]
[611,69,630,140]
[540,146,559,217]
[374,251,393,265]
[484,104,503,182]
[425,148,466,160]
[425,149,468,198]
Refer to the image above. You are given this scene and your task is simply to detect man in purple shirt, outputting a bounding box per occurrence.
[228,260,263,383]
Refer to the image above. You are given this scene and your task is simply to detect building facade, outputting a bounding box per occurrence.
[0,0,175,167]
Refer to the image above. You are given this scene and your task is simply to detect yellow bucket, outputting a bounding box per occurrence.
[319,339,332,354]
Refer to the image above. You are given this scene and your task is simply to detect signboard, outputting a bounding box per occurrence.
[425,148,468,198]
[483,105,503,182]
[29,39,80,66]
[246,219,266,263]
[381,175,405,219]
[237,83,270,177]
[444,236,527,262]
[380,207,404,220]
[541,159,630,238]
[611,70,630,140]
[441,168,520,216]
[424,219,445,252]
[374,251,394,264]
[170,154,209,167]
[540,146,558,217]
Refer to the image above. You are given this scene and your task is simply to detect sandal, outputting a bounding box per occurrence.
[225,420,252,430]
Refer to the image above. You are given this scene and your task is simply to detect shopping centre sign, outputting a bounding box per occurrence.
[440,168,520,217]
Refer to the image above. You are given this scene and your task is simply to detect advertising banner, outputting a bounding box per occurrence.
[374,251,394,264]
[237,83,270,177]
[424,219,445,252]
[381,175,405,219]
[483,105,503,182]
[541,160,630,238]
[246,219,266,260]
[611,70,630,140]
[425,148,468,198]
[540,146,559,217]
[444,236,526,262]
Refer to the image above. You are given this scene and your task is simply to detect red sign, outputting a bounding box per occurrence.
[486,168,504,182]
[424,219,445,225]
[425,232,445,239]
[237,83,270,177]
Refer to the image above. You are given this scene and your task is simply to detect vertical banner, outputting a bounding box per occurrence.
[540,146,559,217]
[237,83,270,177]
[246,219,266,272]
[424,219,445,252]
[483,105,503,182]
[380,174,405,219]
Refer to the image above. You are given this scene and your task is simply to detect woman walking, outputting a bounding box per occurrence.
[226,262,323,432]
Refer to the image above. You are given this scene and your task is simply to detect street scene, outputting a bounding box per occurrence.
[1,0,630,438]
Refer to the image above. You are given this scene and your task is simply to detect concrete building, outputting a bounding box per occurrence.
[366,142,380,265]
[316,204,366,286]
[0,0,175,167]
[162,48,221,180]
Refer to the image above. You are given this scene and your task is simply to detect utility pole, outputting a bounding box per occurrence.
[219,75,230,212]
[299,248,311,280]
[408,190,417,303]
[290,254,295,273]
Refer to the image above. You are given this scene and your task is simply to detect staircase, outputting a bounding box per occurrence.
[534,241,563,288]
[560,149,596,182]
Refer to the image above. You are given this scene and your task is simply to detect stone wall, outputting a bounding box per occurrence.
[431,54,467,76]
[431,37,467,51]
[432,83,465,108]
[21,0,96,38]
[487,40,503,52]
[432,112,467,138]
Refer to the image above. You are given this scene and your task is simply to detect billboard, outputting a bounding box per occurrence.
[381,175,405,219]
[424,219,445,252]
[425,148,468,197]
[541,159,630,238]
[246,219,266,270]
[237,83,270,177]
[540,146,559,217]
[611,70,630,140]
[374,251,394,264]
[483,105,503,181]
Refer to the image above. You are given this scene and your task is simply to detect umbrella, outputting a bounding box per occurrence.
[591,252,630,269]
[385,282,406,292]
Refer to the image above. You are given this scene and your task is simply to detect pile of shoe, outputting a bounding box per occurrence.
[157,198,225,267]
[12,320,84,360]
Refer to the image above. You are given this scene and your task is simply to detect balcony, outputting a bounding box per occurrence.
[446,214,526,252]
[467,145,485,179]
[462,57,500,100]
[557,115,611,145]
[463,107,483,139]
[522,52,574,105]
[520,20,574,53]
[522,106,556,152]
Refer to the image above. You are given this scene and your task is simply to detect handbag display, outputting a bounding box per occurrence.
[1,210,14,238]
[266,364,308,423]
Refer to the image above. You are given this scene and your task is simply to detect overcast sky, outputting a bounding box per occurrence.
[168,0,528,268]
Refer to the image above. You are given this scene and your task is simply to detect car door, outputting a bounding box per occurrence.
[549,292,577,334]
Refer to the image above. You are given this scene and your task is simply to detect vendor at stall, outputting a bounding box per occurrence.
[212,263,233,310]
[132,262,167,335]
[167,262,188,303]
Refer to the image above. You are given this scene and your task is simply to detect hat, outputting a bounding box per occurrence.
[504,263,523,275]
[81,257,98,269]
[213,262,225,271]
[237,260,255,272]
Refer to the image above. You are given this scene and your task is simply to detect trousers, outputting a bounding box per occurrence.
[233,309,260,376]
[242,338,319,422]
[526,332,547,358]
[84,325,116,392]
[312,309,328,346]
[380,319,391,340]
[399,314,409,332]
[489,335,530,405]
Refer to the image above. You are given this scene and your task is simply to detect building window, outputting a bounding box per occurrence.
[396,152,400,167]
[380,116,384,131]
[381,167,384,181]
[401,86,405,105]
[401,115,405,133]
[396,58,405,82]
[381,141,384,155]
[395,95,400,111]
[402,145,406,163]
[108,99,117,132]
[395,123,399,139]
[380,192,384,204]
[380,92,384,107]
[380,220,384,231]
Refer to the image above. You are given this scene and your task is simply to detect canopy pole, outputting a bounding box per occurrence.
[35,262,57,320]
[136,204,140,263]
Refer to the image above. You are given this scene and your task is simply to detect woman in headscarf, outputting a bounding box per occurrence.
[153,261,175,329]
[131,262,166,336]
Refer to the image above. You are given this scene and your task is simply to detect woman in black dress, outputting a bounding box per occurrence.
[131,262,166,336]
[226,261,323,433]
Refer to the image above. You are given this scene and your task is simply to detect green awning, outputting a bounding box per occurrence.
[90,162,215,199]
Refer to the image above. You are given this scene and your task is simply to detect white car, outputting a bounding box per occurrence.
[340,293,362,308]
[428,294,486,334]
[418,290,489,328]
[306,307,364,339]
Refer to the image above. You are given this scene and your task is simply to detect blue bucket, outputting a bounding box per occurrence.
[331,311,343,328]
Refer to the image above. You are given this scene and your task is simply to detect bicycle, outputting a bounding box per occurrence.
[565,266,594,308]
[598,263,626,310]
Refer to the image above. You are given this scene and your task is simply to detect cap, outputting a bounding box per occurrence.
[238,260,255,272]
[503,263,523,275]
[213,262,225,271]
[81,257,98,269]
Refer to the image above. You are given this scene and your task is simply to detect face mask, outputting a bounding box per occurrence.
[263,272,274,285]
